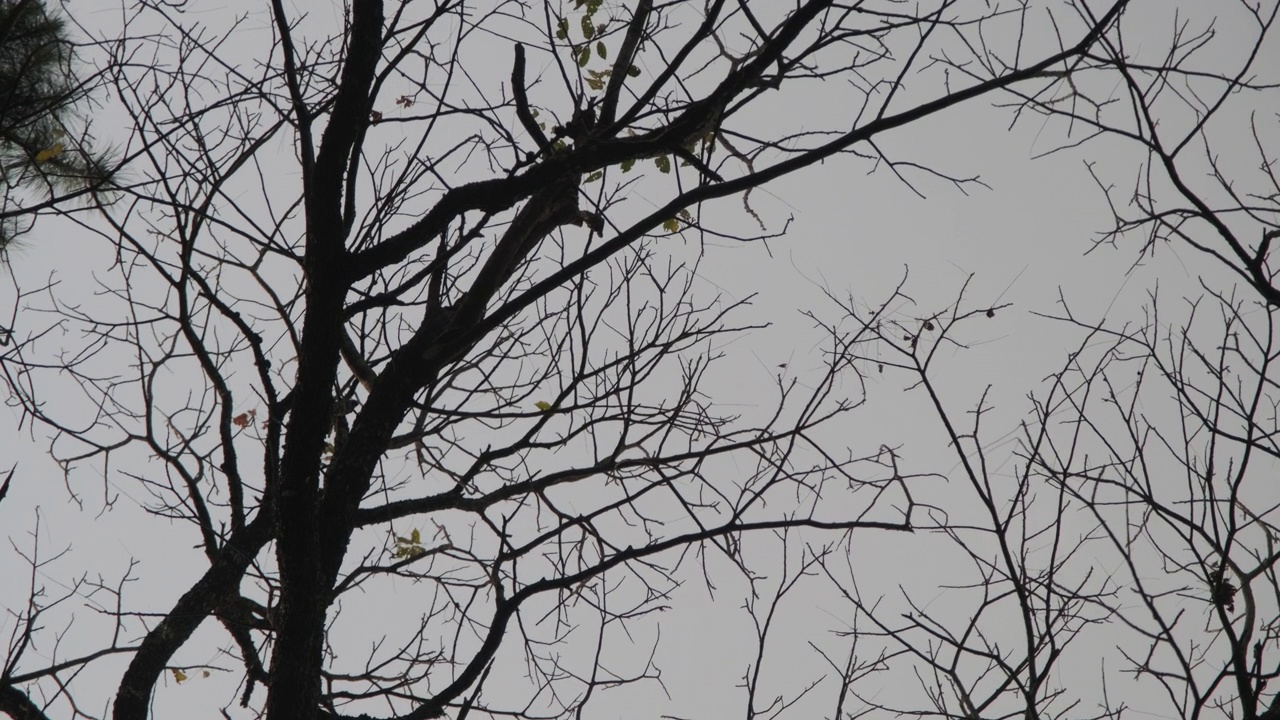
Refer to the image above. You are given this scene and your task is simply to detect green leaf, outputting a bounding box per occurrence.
[556,17,569,41]
[392,528,427,559]
[581,14,595,40]
[620,158,635,173]
[586,69,608,89]
[535,400,553,411]
[655,155,671,173]
[596,41,607,59]
[577,45,591,67]
[627,64,641,77]
[584,170,603,183]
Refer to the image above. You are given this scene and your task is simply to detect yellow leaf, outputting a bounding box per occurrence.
[662,218,680,233]
[410,528,420,544]
[172,668,188,683]
[34,143,64,164]
[534,400,552,411]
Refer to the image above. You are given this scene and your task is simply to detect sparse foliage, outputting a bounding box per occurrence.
[5,3,1275,720]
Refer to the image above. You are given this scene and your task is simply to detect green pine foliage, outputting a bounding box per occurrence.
[0,0,113,253]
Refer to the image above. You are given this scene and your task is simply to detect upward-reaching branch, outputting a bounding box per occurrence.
[598,0,652,128]
[4,4,1213,720]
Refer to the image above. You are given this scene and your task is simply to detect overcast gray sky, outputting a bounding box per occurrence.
[2,1,1276,719]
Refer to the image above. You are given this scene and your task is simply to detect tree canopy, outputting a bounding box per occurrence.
[0,0,113,253]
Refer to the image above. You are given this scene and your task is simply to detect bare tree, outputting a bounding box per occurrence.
[0,1,1135,720]
[817,2,1280,719]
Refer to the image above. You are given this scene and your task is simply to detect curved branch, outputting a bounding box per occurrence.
[512,44,549,152]
[112,516,273,720]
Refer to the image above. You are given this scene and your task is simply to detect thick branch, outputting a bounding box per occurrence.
[308,0,385,237]
[316,176,583,585]
[0,683,51,720]
[466,0,1131,349]
[266,2,389,715]
[598,0,652,127]
[112,516,273,720]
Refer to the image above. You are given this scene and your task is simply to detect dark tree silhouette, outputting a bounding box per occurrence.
[819,3,1280,719]
[0,2,1149,720]
[0,0,114,253]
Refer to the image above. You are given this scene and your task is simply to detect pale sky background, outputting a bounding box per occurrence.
[1,1,1275,719]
